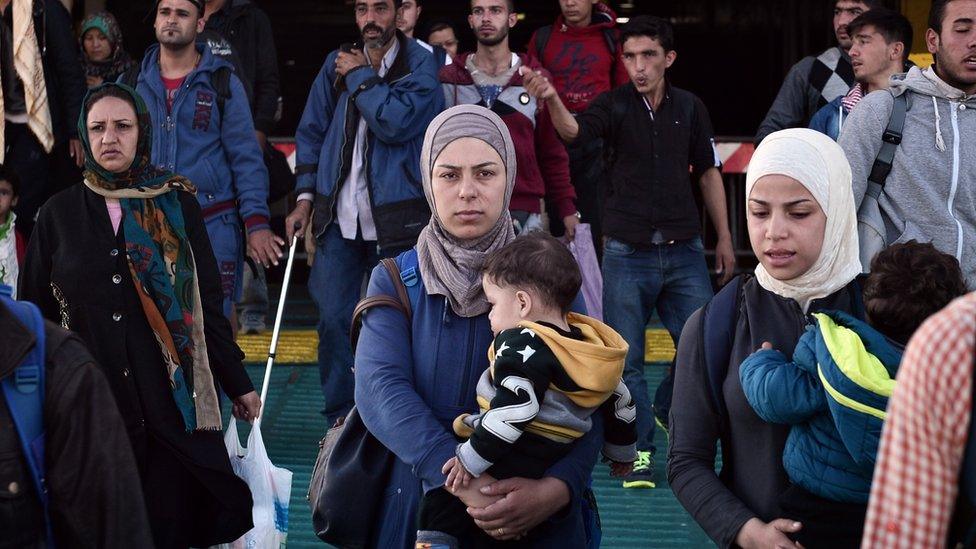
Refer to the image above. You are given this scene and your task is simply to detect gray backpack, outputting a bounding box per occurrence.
[857,92,909,271]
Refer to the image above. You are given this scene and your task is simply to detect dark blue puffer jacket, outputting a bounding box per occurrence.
[739,310,902,503]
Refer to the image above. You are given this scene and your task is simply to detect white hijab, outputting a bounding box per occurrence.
[746,129,861,312]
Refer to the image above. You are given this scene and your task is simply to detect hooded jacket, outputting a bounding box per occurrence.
[354,249,603,548]
[454,314,636,478]
[526,2,629,114]
[839,67,976,287]
[135,43,271,232]
[739,311,901,504]
[203,0,279,134]
[439,53,576,218]
[295,31,442,252]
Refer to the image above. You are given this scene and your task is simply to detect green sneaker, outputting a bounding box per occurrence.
[622,450,656,489]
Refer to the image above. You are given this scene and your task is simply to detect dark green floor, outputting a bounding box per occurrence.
[233,361,714,548]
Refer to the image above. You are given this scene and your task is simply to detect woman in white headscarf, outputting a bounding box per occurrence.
[353,105,603,548]
[667,129,863,549]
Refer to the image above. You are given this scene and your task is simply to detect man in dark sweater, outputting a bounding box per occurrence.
[755,0,880,144]
[524,15,736,490]
[527,0,629,253]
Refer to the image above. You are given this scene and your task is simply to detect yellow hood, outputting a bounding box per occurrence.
[488,313,628,409]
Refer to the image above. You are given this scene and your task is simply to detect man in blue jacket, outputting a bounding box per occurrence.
[284,0,443,425]
[136,0,281,322]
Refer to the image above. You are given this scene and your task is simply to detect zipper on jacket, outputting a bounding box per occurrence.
[457,317,477,407]
[321,97,354,238]
[948,103,965,261]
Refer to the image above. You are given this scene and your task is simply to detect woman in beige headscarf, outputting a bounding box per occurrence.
[352,105,604,548]
[668,129,863,549]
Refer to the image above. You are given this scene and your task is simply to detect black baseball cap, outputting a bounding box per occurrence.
[153,0,205,16]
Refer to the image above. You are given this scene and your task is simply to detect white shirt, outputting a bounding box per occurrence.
[298,39,400,242]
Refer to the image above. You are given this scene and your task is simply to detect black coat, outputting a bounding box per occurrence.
[0,300,153,547]
[204,0,280,134]
[18,184,255,545]
[32,0,87,143]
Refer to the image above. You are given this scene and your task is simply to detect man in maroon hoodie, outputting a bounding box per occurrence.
[440,0,579,239]
[527,1,628,254]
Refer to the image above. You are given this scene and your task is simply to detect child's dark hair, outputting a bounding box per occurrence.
[482,232,581,315]
[863,241,968,344]
[0,164,19,196]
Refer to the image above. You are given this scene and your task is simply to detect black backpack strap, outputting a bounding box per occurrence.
[952,355,976,547]
[534,25,553,61]
[603,28,618,57]
[867,92,908,187]
[701,275,746,418]
[210,66,233,119]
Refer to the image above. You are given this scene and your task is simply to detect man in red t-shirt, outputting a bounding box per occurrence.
[528,0,629,254]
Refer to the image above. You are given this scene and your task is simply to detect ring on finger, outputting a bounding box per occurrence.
[496,527,505,536]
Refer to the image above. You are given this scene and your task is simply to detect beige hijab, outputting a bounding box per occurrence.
[746,128,861,312]
[415,105,516,318]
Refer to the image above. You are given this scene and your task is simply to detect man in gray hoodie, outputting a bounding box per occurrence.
[839,0,976,287]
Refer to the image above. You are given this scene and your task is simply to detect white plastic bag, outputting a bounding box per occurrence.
[215,420,293,549]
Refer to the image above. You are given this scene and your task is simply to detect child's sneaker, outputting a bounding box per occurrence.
[622,450,656,489]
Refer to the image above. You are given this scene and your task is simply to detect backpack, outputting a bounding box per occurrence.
[856,91,910,270]
[949,354,976,548]
[120,64,233,119]
[0,285,52,548]
[533,24,618,64]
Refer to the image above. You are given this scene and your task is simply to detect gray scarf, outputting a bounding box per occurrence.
[416,105,516,317]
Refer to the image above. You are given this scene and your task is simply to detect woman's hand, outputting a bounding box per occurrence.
[466,476,570,541]
[734,517,804,549]
[86,75,104,88]
[232,391,262,423]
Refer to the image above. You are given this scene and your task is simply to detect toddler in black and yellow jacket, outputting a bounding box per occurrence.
[416,233,637,548]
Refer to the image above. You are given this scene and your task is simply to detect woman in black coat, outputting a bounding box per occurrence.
[19,83,261,549]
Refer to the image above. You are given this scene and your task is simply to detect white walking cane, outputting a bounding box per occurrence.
[254,234,299,431]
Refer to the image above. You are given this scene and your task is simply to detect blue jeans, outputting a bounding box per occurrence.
[309,224,394,425]
[602,236,713,454]
[204,212,244,318]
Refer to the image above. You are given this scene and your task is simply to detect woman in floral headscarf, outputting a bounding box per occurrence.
[19,82,259,548]
[79,11,136,88]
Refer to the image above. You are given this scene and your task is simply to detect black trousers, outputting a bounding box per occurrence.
[778,484,868,549]
[6,123,51,238]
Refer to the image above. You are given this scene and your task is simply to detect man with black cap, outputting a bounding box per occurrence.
[133,0,281,328]
[284,0,443,427]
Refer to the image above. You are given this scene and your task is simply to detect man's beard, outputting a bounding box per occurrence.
[157,28,196,50]
[362,24,396,50]
[476,26,509,47]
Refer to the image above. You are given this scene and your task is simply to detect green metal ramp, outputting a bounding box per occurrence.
[237,360,714,548]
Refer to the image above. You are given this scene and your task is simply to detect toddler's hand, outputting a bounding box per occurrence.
[610,461,634,477]
[442,457,474,493]
[759,341,774,351]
